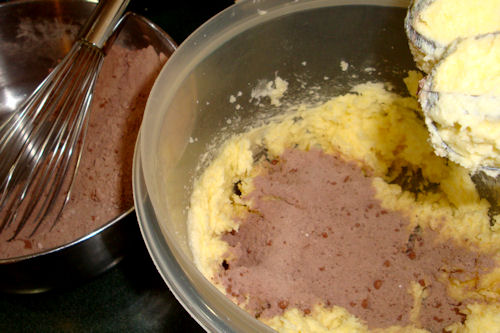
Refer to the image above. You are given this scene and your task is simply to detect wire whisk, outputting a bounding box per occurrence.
[0,0,129,240]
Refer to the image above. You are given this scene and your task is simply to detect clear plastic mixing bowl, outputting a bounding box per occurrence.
[134,0,412,331]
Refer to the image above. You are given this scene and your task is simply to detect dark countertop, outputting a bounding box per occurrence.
[0,224,204,332]
[0,1,233,332]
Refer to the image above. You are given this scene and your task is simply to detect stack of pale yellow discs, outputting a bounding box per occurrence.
[405,0,500,175]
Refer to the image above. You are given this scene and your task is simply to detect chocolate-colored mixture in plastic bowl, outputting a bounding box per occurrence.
[0,0,175,293]
[135,1,500,332]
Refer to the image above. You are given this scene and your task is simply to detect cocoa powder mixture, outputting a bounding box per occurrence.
[0,44,167,258]
[218,148,494,331]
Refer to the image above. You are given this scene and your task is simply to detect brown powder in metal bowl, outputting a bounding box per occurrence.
[0,44,167,259]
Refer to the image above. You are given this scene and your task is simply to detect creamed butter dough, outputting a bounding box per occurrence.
[188,76,500,332]
[405,0,500,72]
[419,33,500,175]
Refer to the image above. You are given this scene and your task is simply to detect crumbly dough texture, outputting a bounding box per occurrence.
[188,77,500,332]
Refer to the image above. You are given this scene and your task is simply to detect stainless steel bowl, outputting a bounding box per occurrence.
[0,0,176,293]
[135,0,413,331]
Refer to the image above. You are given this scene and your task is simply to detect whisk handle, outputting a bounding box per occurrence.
[78,0,130,50]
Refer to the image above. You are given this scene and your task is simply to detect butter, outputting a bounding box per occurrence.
[419,33,500,175]
[432,34,500,95]
[405,0,500,72]
[413,0,500,47]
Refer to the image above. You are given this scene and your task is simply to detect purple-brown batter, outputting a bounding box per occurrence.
[218,148,493,331]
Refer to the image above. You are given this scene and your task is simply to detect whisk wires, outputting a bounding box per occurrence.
[0,41,103,240]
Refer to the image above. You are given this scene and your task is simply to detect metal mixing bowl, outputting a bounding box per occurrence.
[135,0,414,331]
[0,0,176,293]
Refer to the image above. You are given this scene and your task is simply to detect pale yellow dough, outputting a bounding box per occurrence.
[407,0,500,72]
[420,33,500,175]
[188,77,500,332]
[413,0,500,47]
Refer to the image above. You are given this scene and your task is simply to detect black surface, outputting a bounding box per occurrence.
[128,1,234,44]
[0,1,233,332]
[0,228,204,332]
